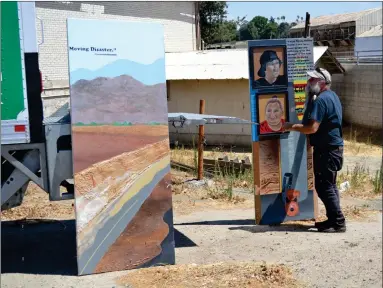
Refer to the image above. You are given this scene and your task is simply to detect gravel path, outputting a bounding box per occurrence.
[1,198,382,288]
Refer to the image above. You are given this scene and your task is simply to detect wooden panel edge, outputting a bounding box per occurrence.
[252,141,261,224]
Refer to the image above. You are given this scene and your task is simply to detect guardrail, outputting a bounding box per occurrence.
[332,50,383,64]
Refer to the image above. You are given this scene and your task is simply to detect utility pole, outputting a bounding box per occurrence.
[304,12,311,38]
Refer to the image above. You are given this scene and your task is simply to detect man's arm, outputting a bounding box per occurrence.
[284,96,326,134]
[285,120,320,134]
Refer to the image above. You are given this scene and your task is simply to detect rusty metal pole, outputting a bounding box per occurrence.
[197,99,205,180]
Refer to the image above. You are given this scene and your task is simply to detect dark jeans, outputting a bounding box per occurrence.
[313,146,345,225]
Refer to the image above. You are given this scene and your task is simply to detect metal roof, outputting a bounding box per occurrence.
[166,49,248,80]
[358,24,383,37]
[165,46,328,80]
[291,7,382,30]
[168,112,253,127]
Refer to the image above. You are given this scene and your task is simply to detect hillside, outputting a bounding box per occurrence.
[70,75,168,124]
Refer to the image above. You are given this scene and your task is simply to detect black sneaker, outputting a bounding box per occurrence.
[317,222,346,233]
[315,219,329,229]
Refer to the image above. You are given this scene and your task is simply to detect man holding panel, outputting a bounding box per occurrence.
[284,67,346,233]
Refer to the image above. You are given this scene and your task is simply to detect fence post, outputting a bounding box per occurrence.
[197,99,205,180]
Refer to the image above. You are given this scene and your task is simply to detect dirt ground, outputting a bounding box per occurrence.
[1,168,382,288]
[117,262,300,288]
[1,137,382,288]
[1,199,381,288]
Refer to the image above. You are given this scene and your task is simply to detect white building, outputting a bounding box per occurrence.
[290,7,382,55]
[36,1,199,113]
[165,47,346,146]
[354,24,383,57]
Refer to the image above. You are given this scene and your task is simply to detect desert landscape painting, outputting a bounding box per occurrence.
[67,19,174,275]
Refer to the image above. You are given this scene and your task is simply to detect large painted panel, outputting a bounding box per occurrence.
[67,18,174,275]
[248,38,318,225]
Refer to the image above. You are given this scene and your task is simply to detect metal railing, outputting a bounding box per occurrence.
[332,50,383,64]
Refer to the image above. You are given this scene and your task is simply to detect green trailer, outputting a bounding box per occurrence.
[1,2,74,210]
[1,1,44,144]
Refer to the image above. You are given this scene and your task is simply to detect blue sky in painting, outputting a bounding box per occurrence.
[67,18,165,72]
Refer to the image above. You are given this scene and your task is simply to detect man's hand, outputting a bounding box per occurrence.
[284,120,319,134]
[283,122,295,131]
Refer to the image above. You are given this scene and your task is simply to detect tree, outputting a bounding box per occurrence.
[214,20,237,43]
[239,15,280,40]
[296,15,304,23]
[265,17,278,38]
[199,1,236,45]
[235,16,248,41]
[277,22,292,38]
[199,6,297,43]
[235,16,247,29]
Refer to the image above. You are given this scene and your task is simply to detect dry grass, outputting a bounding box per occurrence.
[171,145,253,191]
[116,262,301,288]
[317,204,381,222]
[172,125,382,160]
[343,140,381,157]
[1,183,74,221]
[171,169,250,202]
[282,203,381,228]
[171,145,252,169]
[342,204,381,221]
[343,125,382,157]
[171,169,253,216]
[337,163,383,199]
[173,197,253,217]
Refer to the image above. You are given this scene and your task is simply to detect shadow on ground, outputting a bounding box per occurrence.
[1,219,78,276]
[174,228,197,248]
[1,219,196,275]
[229,223,316,233]
[176,219,317,233]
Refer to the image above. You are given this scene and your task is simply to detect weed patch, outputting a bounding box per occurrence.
[337,162,382,198]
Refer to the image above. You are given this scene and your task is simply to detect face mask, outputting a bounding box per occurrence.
[308,81,321,95]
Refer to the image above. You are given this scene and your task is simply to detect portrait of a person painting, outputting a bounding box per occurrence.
[258,94,287,134]
[253,48,287,88]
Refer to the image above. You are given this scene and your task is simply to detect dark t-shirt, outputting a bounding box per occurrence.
[303,89,344,149]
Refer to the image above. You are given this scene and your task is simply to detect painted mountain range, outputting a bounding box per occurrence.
[70,75,168,124]
[69,58,166,86]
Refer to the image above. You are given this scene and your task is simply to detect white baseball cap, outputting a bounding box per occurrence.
[307,68,332,84]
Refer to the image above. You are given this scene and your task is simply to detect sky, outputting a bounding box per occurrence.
[227,1,382,22]
[67,18,165,71]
